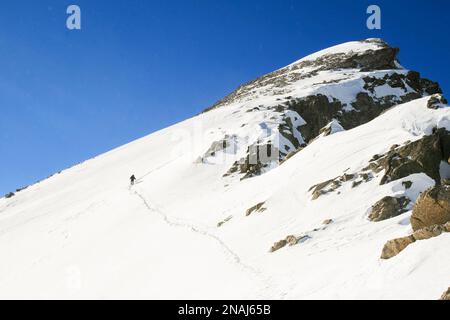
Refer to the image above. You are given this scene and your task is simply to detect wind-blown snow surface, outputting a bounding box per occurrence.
[1,96,450,299]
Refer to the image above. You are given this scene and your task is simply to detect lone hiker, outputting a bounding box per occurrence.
[130,174,136,186]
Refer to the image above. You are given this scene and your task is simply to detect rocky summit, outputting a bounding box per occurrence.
[202,38,442,179]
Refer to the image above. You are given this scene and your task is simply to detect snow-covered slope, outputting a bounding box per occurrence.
[1,39,450,299]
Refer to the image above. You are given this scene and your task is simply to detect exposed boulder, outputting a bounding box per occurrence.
[217,216,232,228]
[270,234,310,252]
[368,196,410,222]
[270,240,287,252]
[322,219,333,225]
[245,202,266,216]
[440,287,450,300]
[381,235,415,259]
[311,129,450,201]
[411,185,450,231]
[381,222,450,259]
[405,71,442,96]
[286,235,299,246]
[4,192,15,199]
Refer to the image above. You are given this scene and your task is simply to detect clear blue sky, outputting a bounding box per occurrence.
[0,0,449,195]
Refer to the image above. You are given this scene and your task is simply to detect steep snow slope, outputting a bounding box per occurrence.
[1,40,449,299]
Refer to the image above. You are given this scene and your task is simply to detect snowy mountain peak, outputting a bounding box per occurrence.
[1,39,450,299]
[204,38,404,113]
[200,39,442,180]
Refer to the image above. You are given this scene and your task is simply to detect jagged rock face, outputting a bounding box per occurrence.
[406,72,442,96]
[270,235,305,252]
[368,196,410,222]
[411,186,450,231]
[364,129,450,185]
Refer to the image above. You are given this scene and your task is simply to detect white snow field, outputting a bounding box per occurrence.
[1,40,450,299]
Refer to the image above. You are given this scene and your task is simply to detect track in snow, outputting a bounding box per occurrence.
[131,187,276,298]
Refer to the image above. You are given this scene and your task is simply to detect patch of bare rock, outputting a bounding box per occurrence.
[368,196,410,222]
[381,222,450,259]
[245,202,267,216]
[440,287,450,300]
[411,185,450,231]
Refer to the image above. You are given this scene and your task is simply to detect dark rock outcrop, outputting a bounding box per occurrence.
[440,287,450,300]
[411,185,450,231]
[368,196,410,222]
[364,129,450,185]
[427,94,448,109]
[4,192,15,199]
[270,234,308,252]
